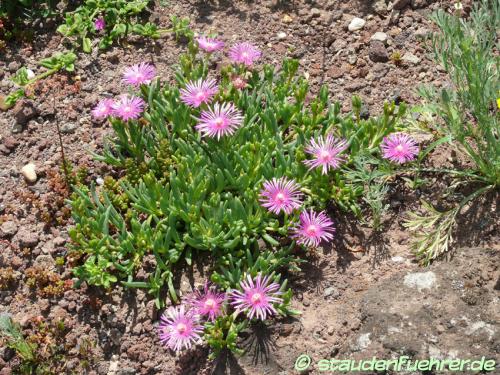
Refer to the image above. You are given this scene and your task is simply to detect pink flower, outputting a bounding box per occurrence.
[196,36,225,52]
[91,98,114,119]
[380,133,419,164]
[230,273,283,321]
[259,177,302,215]
[122,62,156,86]
[232,76,247,90]
[158,305,204,352]
[195,102,244,139]
[94,18,106,31]
[228,42,262,66]
[304,134,348,174]
[186,282,225,322]
[112,95,145,121]
[291,209,335,248]
[179,78,218,108]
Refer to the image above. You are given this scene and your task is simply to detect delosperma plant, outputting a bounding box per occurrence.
[69,33,413,356]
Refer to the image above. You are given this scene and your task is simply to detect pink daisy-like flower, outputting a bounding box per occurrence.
[186,282,226,322]
[122,62,156,86]
[380,133,419,164]
[195,102,244,139]
[232,76,247,90]
[179,78,218,108]
[158,305,204,352]
[91,98,114,119]
[94,18,106,31]
[259,177,303,215]
[291,209,335,248]
[304,134,348,175]
[112,95,145,121]
[196,36,225,52]
[228,42,262,66]
[230,273,283,321]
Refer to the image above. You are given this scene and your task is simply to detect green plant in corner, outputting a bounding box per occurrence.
[405,0,499,265]
[0,314,36,372]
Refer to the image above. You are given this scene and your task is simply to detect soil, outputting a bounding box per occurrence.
[0,1,498,374]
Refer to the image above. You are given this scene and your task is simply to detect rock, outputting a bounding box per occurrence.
[327,66,344,79]
[276,32,287,40]
[0,221,18,237]
[373,0,388,15]
[323,286,337,298]
[310,8,321,18]
[352,333,371,351]
[2,136,18,152]
[7,61,20,73]
[21,163,37,183]
[369,41,389,62]
[17,228,40,249]
[404,271,437,291]
[391,255,405,263]
[348,17,366,32]
[26,69,35,80]
[53,236,66,246]
[60,122,78,134]
[414,27,431,39]
[331,38,347,52]
[33,254,55,270]
[402,51,421,64]
[411,0,428,9]
[282,14,293,23]
[370,32,388,43]
[12,99,38,126]
[340,248,499,363]
[347,49,357,65]
[126,343,147,361]
[393,0,411,10]
[372,63,389,79]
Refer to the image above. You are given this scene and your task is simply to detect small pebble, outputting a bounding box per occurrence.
[348,17,366,32]
[277,32,287,40]
[21,163,37,183]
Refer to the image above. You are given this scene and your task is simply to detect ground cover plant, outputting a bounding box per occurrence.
[57,0,161,52]
[405,0,499,264]
[68,33,416,356]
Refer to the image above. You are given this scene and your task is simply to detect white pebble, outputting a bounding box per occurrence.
[21,163,37,183]
[277,32,287,40]
[371,32,388,43]
[348,17,366,32]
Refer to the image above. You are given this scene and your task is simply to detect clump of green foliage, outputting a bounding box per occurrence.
[405,0,499,264]
[68,30,410,354]
[57,0,160,52]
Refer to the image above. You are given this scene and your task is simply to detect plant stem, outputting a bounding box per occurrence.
[53,96,71,191]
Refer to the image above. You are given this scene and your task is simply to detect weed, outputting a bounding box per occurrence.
[405,0,499,264]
